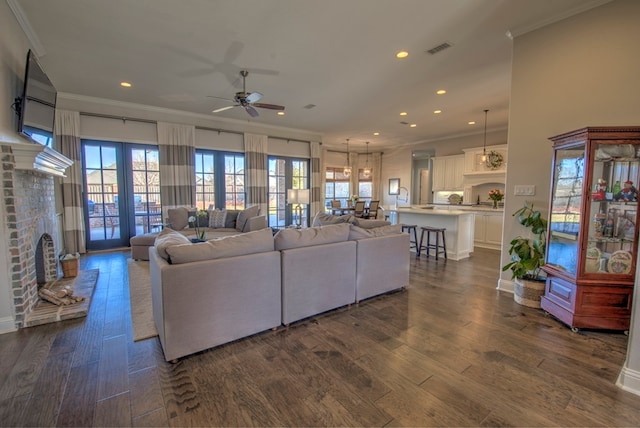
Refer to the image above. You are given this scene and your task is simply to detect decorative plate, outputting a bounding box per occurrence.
[448,194,462,204]
[607,250,633,274]
[485,150,504,170]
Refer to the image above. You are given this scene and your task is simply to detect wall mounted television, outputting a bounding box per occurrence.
[16,49,57,147]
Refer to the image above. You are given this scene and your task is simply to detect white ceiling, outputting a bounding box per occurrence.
[12,0,608,150]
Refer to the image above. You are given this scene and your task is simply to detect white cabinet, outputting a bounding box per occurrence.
[474,210,504,250]
[432,155,464,191]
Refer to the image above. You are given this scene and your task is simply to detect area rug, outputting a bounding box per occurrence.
[127,259,158,341]
[25,269,99,327]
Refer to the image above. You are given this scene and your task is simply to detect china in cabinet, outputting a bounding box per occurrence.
[542,127,640,331]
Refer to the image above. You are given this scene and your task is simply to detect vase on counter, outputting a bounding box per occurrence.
[492,200,498,209]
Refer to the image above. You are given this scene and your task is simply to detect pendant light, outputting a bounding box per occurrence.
[343,139,352,178]
[363,141,371,178]
[481,109,489,163]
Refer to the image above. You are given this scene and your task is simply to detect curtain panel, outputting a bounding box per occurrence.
[349,153,359,198]
[55,109,86,254]
[157,122,195,218]
[310,142,323,217]
[243,133,268,215]
[371,152,382,200]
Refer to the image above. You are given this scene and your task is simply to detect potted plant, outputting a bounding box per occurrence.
[502,201,548,308]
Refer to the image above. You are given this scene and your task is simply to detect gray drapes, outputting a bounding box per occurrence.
[371,152,382,200]
[157,122,196,218]
[244,133,268,214]
[55,109,86,254]
[310,142,323,217]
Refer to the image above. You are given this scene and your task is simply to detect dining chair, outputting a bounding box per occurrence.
[330,199,343,215]
[365,200,380,219]
[353,200,366,217]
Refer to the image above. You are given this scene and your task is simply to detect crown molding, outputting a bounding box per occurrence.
[507,0,614,39]
[6,0,46,57]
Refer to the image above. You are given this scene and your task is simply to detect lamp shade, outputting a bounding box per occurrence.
[287,188,310,204]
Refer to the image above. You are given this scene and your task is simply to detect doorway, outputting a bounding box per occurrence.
[83,140,161,250]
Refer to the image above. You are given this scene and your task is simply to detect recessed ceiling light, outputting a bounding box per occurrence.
[436,89,446,95]
[396,50,409,59]
[277,111,285,116]
[120,81,132,88]
[373,132,380,136]
[468,121,476,125]
[399,112,407,116]
[434,110,442,114]
[410,124,417,128]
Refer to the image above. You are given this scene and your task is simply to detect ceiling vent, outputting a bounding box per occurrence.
[303,104,316,109]
[400,121,409,125]
[426,42,452,55]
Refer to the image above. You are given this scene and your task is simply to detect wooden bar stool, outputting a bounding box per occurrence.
[419,226,447,260]
[401,224,419,256]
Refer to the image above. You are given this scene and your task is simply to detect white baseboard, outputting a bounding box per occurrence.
[497,278,514,293]
[0,316,16,334]
[617,366,640,397]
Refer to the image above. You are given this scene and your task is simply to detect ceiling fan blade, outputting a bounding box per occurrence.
[245,106,259,117]
[253,103,285,111]
[207,95,235,102]
[212,105,236,113]
[245,91,263,104]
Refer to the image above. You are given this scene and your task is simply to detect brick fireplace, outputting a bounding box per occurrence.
[1,143,72,329]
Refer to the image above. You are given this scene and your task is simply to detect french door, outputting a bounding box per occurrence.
[83,140,161,250]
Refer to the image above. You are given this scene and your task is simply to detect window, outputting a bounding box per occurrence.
[194,150,245,210]
[268,156,309,228]
[195,151,215,210]
[325,167,350,208]
[358,169,373,203]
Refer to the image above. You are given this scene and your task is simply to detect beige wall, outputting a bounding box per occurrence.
[505,0,640,393]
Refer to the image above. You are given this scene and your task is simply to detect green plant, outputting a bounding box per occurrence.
[502,201,548,280]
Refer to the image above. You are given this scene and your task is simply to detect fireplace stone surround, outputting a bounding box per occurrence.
[1,143,72,329]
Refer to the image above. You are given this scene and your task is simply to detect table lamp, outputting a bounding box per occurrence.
[287,189,310,228]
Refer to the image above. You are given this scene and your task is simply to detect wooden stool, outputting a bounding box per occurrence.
[401,224,419,256]
[419,226,447,260]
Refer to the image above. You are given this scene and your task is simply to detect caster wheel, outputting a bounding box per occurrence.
[624,330,629,336]
[571,327,579,333]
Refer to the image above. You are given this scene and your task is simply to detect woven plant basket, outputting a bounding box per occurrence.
[514,277,545,308]
[61,258,79,278]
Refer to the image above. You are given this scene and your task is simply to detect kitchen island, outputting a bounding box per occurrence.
[390,206,476,260]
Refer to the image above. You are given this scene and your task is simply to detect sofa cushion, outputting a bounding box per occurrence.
[352,218,392,229]
[312,212,356,227]
[225,210,239,228]
[349,224,403,240]
[154,228,192,260]
[167,207,189,230]
[274,223,350,250]
[165,228,275,264]
[236,205,261,232]
[208,208,227,228]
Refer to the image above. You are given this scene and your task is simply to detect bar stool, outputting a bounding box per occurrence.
[401,224,419,256]
[419,226,447,260]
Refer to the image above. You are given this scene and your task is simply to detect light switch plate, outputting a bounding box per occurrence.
[514,185,536,196]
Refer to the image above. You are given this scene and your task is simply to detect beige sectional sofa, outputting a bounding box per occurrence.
[148,220,409,361]
[130,205,267,260]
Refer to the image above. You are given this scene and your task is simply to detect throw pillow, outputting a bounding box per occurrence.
[154,228,192,261]
[208,208,227,228]
[165,228,275,264]
[311,212,356,227]
[274,223,350,250]
[348,224,402,240]
[166,207,189,230]
[225,210,239,228]
[235,205,261,232]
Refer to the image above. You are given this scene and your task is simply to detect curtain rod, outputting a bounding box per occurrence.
[78,111,315,143]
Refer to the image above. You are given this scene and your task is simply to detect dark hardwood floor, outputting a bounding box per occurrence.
[0,247,638,427]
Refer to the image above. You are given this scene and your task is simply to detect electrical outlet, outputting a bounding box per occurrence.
[514,185,536,196]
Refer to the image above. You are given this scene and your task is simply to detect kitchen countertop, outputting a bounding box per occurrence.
[388,204,503,213]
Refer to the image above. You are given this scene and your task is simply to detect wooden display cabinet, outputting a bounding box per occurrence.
[542,126,640,332]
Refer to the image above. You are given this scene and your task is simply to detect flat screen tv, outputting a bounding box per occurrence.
[16,49,57,147]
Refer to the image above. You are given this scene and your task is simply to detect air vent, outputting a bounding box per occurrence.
[303,104,316,109]
[426,42,452,55]
[400,121,409,125]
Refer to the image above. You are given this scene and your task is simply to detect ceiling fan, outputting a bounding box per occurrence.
[210,70,285,117]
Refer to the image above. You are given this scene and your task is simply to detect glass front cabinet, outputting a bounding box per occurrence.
[542,127,640,332]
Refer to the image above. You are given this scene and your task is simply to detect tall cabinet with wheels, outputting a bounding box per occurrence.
[542,127,640,332]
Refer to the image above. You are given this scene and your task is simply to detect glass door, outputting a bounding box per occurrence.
[84,141,129,250]
[127,146,161,235]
